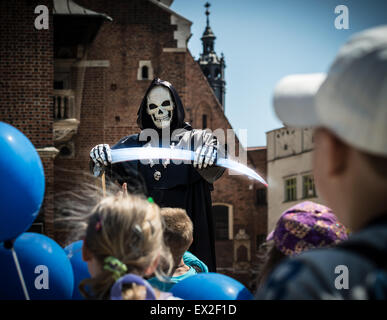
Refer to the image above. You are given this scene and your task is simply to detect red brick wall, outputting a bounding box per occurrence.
[0,0,53,147]
[0,0,55,237]
[248,148,268,247]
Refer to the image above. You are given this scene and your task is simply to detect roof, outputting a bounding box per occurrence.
[202,26,216,38]
[158,0,174,6]
[53,0,112,21]
[148,0,192,25]
[265,126,287,134]
[247,146,267,151]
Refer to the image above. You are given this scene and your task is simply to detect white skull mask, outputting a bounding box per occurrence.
[146,86,174,129]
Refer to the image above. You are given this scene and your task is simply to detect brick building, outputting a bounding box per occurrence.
[0,0,267,288]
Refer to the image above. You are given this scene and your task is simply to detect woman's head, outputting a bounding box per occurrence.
[256,201,348,289]
[79,194,173,299]
[267,201,348,257]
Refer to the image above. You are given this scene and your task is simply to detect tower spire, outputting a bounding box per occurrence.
[201,2,215,54]
[198,2,226,110]
[205,2,210,27]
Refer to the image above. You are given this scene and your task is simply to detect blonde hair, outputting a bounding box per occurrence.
[160,207,193,267]
[73,194,173,299]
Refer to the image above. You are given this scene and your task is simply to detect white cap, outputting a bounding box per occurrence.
[273,25,387,156]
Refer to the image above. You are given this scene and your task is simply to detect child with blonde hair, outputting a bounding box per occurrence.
[71,194,178,300]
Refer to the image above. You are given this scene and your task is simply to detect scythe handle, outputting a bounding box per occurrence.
[101,171,106,197]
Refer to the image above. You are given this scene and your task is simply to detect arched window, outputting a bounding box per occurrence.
[212,203,233,240]
[137,61,153,81]
[237,245,248,262]
[141,66,149,80]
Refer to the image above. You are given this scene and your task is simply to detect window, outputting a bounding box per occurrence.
[53,71,70,89]
[212,204,230,240]
[284,177,297,202]
[202,114,207,129]
[256,188,267,205]
[137,61,153,80]
[141,66,149,79]
[303,175,317,198]
[237,245,248,262]
[54,81,64,90]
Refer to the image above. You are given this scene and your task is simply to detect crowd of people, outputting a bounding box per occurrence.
[2,23,385,301]
[58,25,387,300]
[68,190,352,300]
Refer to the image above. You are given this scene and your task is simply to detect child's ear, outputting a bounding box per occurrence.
[144,255,160,276]
[82,242,93,262]
[315,128,349,177]
[326,130,349,176]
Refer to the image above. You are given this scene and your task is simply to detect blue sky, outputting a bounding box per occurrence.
[171,0,387,147]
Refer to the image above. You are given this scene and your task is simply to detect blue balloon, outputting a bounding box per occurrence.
[0,233,74,300]
[0,122,45,242]
[171,272,253,300]
[64,240,91,300]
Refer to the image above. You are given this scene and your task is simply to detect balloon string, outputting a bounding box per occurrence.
[11,248,30,300]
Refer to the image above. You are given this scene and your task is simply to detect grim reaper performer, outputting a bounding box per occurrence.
[90,78,225,271]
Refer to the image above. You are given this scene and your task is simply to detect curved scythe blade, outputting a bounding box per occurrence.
[110,147,268,187]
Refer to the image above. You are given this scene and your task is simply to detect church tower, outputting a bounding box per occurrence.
[198,2,226,110]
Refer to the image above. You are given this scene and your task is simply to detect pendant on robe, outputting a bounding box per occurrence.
[154,170,161,181]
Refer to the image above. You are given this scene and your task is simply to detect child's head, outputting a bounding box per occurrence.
[312,128,387,230]
[273,26,387,231]
[159,207,193,268]
[80,195,173,299]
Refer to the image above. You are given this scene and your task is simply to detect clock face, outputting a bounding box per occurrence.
[275,128,297,157]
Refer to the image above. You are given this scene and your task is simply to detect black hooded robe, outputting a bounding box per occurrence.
[104,79,225,272]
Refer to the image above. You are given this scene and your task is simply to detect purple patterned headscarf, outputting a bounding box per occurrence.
[267,201,348,256]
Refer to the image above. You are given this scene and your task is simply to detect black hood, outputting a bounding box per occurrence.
[137,78,186,131]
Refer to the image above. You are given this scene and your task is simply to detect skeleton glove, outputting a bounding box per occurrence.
[90,144,112,177]
[194,137,218,169]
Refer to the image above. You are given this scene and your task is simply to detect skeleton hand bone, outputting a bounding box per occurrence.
[90,144,112,176]
[193,139,218,169]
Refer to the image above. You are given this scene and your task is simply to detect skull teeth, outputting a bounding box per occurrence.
[152,111,172,122]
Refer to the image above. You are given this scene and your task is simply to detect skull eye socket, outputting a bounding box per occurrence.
[148,103,158,110]
[161,100,170,107]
